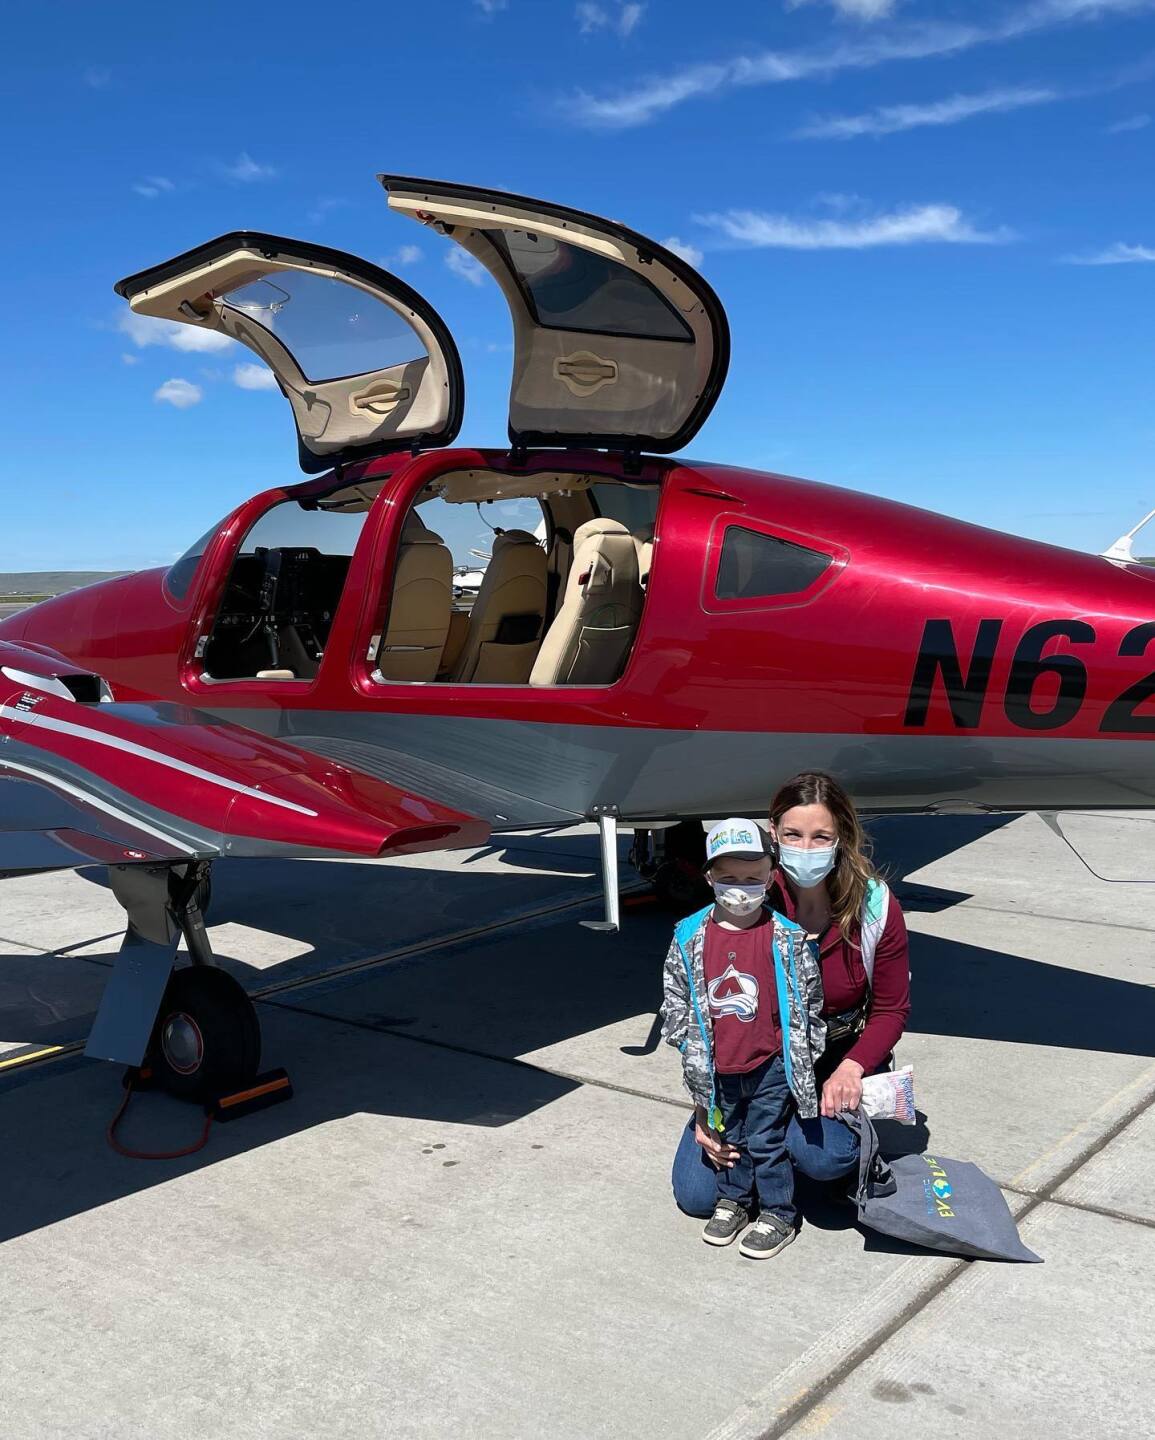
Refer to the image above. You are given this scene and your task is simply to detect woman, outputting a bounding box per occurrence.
[670,771,911,1216]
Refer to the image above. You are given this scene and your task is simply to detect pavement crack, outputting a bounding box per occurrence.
[742,1068,1155,1440]
[1000,1184,1155,1233]
[53,932,124,959]
[0,935,47,953]
[936,901,1153,936]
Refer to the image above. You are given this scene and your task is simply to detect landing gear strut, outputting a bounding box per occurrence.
[86,859,262,1101]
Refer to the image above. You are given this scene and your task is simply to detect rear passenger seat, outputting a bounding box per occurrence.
[529,518,644,686]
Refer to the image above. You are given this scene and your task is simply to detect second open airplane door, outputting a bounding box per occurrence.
[380,177,730,457]
[116,234,464,473]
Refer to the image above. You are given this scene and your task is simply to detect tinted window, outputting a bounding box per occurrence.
[165,525,218,601]
[591,482,659,533]
[222,270,425,383]
[488,232,691,342]
[716,527,831,601]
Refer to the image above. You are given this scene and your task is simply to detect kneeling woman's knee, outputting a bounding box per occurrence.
[787,1116,858,1182]
[671,1115,718,1217]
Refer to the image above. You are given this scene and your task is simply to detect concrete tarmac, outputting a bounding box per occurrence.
[2,813,1154,1439]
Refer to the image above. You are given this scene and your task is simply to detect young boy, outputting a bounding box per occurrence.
[661,819,826,1258]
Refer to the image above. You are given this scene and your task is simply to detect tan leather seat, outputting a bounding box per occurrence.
[632,524,655,587]
[451,529,547,683]
[529,518,644,686]
[544,524,574,625]
[376,513,453,681]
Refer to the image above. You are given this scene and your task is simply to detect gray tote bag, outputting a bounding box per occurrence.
[842,1110,1041,1263]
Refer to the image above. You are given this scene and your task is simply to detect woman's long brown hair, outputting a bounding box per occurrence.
[768,772,876,939]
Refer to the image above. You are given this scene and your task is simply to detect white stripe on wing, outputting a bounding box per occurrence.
[0,706,318,817]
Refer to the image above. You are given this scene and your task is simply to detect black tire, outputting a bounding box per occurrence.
[652,859,712,913]
[661,819,708,867]
[151,967,261,1102]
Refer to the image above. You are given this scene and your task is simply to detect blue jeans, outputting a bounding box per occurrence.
[671,1105,860,1219]
[714,1055,795,1222]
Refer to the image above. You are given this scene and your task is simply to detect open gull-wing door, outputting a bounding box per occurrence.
[380,177,729,456]
[115,234,464,473]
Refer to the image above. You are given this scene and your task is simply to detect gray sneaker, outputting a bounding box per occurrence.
[701,1199,749,1247]
[738,1212,796,1259]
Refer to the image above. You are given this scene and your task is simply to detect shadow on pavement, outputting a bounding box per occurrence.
[5,813,1146,1249]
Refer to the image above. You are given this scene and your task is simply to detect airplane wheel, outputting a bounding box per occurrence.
[652,859,712,913]
[151,967,261,1102]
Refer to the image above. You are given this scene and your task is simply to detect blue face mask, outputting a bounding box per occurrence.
[777,841,838,890]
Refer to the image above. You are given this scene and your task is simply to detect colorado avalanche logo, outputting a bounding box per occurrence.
[707,962,759,1023]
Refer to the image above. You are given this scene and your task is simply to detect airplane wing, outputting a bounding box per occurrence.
[0,639,489,875]
[0,640,490,1071]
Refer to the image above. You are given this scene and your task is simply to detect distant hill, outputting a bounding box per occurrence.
[0,571,130,597]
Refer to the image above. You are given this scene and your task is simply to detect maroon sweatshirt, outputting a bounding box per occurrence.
[768,870,911,1076]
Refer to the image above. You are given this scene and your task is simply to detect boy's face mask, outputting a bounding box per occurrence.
[712,882,767,916]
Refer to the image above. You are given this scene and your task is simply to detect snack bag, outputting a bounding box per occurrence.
[860,1064,916,1125]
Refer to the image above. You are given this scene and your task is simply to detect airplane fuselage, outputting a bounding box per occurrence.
[6,446,1153,827]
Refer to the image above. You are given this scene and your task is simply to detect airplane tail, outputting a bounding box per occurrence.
[1101,506,1155,563]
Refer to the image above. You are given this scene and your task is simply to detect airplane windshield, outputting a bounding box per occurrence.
[166,524,220,602]
[199,499,370,682]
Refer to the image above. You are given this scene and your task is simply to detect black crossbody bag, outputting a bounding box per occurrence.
[823,1003,868,1049]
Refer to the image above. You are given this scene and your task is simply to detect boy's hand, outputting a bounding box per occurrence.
[821,1058,865,1117]
[693,1106,739,1169]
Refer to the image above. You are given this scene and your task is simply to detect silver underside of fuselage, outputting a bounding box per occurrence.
[212,709,1155,829]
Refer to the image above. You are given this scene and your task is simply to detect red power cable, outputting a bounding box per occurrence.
[106,1080,213,1160]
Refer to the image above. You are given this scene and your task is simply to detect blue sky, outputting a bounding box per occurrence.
[1,0,1152,570]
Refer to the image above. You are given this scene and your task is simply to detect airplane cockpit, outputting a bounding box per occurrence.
[194,468,660,689]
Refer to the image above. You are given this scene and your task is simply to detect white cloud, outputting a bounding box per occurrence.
[695,203,1015,250]
[570,26,980,127]
[662,235,704,267]
[121,353,139,366]
[219,152,278,182]
[83,66,111,89]
[1064,241,1155,264]
[474,0,507,13]
[307,196,352,224]
[566,0,1155,128]
[446,249,488,286]
[132,175,176,198]
[383,243,423,268]
[154,379,203,409]
[788,0,901,20]
[119,311,236,354]
[1106,112,1151,131]
[233,362,279,391]
[797,85,1058,139]
[577,1,645,35]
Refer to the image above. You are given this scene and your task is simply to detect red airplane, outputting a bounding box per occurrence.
[2,176,1153,1101]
